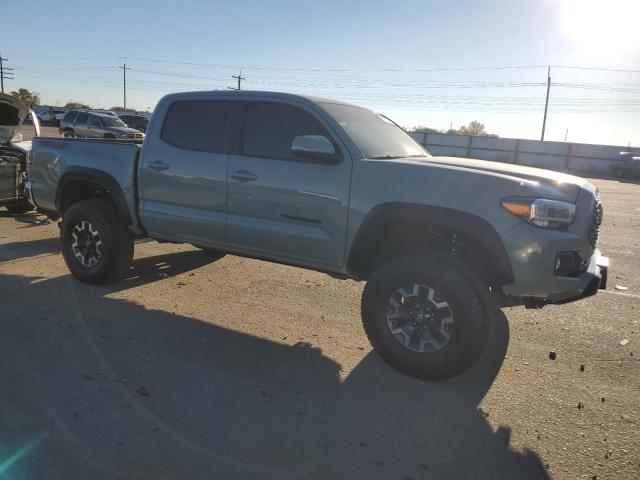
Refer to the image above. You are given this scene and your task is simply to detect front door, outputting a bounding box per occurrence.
[139,99,232,247]
[226,101,352,269]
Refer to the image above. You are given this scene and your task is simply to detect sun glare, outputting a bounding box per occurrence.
[560,0,640,56]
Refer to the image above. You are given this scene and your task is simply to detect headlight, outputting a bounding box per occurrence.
[501,197,576,229]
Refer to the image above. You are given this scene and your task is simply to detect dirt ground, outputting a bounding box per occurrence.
[0,175,638,479]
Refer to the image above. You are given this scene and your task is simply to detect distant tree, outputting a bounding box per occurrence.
[65,102,91,110]
[446,121,498,137]
[110,106,128,112]
[9,88,40,107]
[410,125,439,134]
[458,120,487,136]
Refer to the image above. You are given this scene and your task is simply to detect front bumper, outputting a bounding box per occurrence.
[544,251,608,304]
[517,249,609,308]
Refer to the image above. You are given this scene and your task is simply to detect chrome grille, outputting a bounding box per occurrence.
[588,192,602,248]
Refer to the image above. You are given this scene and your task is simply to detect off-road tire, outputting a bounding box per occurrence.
[361,252,493,380]
[61,199,134,284]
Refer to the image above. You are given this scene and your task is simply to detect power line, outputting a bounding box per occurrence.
[11,54,640,74]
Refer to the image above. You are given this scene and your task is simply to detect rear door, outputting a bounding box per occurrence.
[85,115,102,138]
[139,99,232,246]
[74,112,89,137]
[226,100,352,268]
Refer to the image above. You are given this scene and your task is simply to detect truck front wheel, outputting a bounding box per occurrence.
[61,199,134,284]
[361,252,492,380]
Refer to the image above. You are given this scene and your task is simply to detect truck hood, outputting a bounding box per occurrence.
[0,93,30,145]
[413,155,588,199]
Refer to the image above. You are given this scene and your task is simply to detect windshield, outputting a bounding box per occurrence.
[321,103,429,159]
[102,116,127,127]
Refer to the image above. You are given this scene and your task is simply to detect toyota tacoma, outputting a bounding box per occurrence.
[27,91,608,380]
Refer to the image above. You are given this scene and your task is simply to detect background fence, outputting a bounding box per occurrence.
[408,132,640,175]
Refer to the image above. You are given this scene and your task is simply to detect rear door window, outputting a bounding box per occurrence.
[161,100,231,153]
[242,102,328,161]
[76,113,88,125]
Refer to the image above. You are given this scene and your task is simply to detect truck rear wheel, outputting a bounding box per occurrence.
[61,199,134,284]
[361,252,492,380]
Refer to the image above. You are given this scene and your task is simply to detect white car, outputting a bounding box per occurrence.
[37,108,67,123]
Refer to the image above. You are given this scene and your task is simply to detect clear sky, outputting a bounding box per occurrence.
[2,0,639,146]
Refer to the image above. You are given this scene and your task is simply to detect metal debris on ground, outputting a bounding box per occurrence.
[615,285,629,291]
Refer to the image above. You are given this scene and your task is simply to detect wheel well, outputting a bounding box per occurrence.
[348,210,513,287]
[59,180,112,215]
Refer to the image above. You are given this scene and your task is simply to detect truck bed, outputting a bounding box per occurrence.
[29,136,142,222]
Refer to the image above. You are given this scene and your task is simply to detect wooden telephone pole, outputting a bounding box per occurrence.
[228,69,246,90]
[541,66,551,141]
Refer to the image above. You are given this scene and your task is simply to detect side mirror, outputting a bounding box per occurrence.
[291,135,339,163]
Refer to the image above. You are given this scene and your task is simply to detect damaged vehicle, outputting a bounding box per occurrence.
[28,91,608,380]
[0,93,40,214]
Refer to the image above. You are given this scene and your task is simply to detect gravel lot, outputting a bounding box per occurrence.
[0,163,638,478]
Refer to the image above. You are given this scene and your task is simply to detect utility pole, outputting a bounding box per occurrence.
[564,128,568,142]
[119,63,131,112]
[541,66,551,141]
[0,52,15,94]
[228,69,246,90]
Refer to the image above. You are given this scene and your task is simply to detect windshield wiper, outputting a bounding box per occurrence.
[371,154,426,159]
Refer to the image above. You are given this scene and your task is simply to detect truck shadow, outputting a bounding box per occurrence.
[0,270,549,480]
[0,236,61,262]
[0,235,221,275]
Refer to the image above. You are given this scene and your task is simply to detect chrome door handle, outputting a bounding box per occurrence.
[148,160,170,171]
[230,169,258,182]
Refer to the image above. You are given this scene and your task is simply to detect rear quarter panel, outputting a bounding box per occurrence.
[30,138,141,217]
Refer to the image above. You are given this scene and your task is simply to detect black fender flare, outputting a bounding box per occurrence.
[55,167,132,224]
[347,202,514,285]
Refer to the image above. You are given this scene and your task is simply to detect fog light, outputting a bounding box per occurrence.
[555,251,587,277]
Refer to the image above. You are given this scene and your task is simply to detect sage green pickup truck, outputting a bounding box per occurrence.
[27,91,608,380]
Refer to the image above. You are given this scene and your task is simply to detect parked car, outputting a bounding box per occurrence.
[119,114,149,133]
[610,151,640,178]
[59,111,144,140]
[89,109,120,118]
[0,93,40,213]
[28,91,608,380]
[37,108,67,124]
